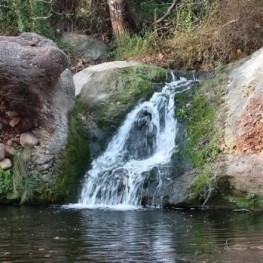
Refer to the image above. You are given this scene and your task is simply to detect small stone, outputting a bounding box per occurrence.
[5,145,16,157]
[0,143,5,161]
[6,111,18,118]
[9,117,21,127]
[20,132,39,148]
[6,140,12,146]
[0,158,12,169]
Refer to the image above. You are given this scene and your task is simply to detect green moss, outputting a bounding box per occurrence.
[172,65,235,205]
[3,102,90,204]
[51,107,90,202]
[175,66,232,169]
[27,103,90,203]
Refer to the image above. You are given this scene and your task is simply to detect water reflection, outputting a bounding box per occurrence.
[0,207,262,262]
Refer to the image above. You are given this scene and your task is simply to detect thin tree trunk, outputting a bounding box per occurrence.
[107,0,127,35]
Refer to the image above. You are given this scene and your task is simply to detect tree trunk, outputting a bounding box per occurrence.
[107,0,128,35]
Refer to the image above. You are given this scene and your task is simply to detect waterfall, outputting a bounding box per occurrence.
[71,75,196,209]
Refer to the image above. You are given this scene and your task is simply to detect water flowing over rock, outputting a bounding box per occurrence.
[74,76,196,208]
[74,61,165,157]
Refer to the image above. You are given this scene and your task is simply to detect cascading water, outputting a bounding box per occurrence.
[73,75,196,209]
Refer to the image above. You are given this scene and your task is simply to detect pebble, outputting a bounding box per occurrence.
[0,158,12,169]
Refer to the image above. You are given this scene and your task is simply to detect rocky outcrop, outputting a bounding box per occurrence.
[0,33,75,203]
[221,48,263,198]
[166,48,263,209]
[225,48,263,154]
[33,68,75,172]
[0,33,69,168]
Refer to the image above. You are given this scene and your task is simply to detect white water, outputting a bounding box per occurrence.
[68,75,196,210]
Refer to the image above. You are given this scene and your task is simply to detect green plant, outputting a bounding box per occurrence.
[113,31,159,60]
[0,168,12,196]
[0,0,18,35]
[190,166,217,206]
[12,148,34,204]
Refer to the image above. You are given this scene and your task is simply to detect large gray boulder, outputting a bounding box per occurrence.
[61,32,109,61]
[0,33,67,123]
[0,33,75,189]
[74,61,141,98]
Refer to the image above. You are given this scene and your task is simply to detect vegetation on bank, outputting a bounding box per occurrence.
[0,105,89,204]
[0,0,262,207]
[0,0,262,70]
[173,65,229,206]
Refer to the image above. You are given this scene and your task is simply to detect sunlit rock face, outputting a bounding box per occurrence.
[222,47,263,197]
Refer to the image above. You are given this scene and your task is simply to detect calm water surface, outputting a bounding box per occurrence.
[0,206,262,262]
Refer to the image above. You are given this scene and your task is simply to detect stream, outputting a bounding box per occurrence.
[0,206,262,262]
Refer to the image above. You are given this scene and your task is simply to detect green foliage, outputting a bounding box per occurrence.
[226,195,263,210]
[190,166,217,205]
[113,32,160,60]
[30,0,55,39]
[0,168,12,197]
[13,0,32,32]
[0,0,18,35]
[0,0,55,38]
[12,148,35,204]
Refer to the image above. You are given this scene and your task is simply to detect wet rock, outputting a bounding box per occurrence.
[20,133,39,148]
[0,158,12,169]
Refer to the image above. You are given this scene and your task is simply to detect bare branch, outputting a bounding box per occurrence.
[221,19,238,29]
[153,0,180,24]
[31,13,53,20]
[34,0,53,3]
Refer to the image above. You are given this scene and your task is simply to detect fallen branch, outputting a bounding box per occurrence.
[153,0,180,24]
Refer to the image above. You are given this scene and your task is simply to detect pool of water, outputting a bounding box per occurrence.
[0,206,262,262]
